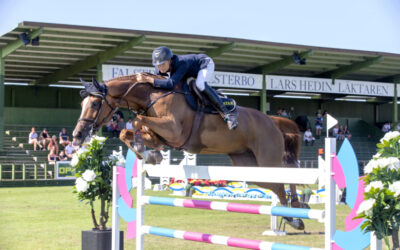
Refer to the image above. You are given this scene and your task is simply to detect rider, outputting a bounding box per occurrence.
[136,46,238,130]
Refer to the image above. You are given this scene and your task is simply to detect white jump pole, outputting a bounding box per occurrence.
[136,159,145,250]
[111,166,120,250]
[325,137,336,249]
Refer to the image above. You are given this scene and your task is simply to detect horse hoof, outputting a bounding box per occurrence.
[132,143,145,154]
[283,217,305,230]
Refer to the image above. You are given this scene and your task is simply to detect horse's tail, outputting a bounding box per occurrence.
[270,116,301,168]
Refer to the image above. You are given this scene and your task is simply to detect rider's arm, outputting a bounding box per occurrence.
[153,62,189,89]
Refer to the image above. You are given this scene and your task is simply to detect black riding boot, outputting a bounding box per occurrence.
[202,84,238,130]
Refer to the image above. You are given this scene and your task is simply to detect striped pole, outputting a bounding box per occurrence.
[142,226,323,250]
[142,196,324,222]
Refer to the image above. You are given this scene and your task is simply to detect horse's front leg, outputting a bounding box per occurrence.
[119,129,164,164]
[119,128,164,151]
[135,115,184,144]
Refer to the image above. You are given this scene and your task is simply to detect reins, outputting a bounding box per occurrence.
[79,80,186,137]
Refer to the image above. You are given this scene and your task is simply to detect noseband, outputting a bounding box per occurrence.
[78,82,142,137]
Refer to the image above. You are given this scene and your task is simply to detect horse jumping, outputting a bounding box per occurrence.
[72,73,306,229]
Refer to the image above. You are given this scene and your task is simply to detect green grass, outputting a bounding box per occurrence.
[0,186,351,250]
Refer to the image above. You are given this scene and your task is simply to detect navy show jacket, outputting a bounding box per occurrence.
[154,54,210,89]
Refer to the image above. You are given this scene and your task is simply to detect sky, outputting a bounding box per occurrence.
[0,0,400,54]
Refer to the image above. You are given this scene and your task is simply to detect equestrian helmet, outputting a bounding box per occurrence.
[152,46,173,66]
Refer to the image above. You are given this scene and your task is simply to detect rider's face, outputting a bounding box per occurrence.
[157,60,170,73]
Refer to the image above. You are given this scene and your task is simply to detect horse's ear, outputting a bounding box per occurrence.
[92,77,107,96]
[80,78,91,90]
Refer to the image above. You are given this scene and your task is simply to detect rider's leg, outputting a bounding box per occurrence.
[196,59,238,130]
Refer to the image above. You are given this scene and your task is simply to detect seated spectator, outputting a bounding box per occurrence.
[48,148,58,164]
[48,135,59,155]
[332,125,339,138]
[118,117,125,131]
[72,138,80,151]
[126,117,134,130]
[276,108,282,116]
[382,122,391,133]
[28,127,42,151]
[315,113,323,139]
[40,128,51,149]
[58,151,68,161]
[342,126,352,140]
[109,120,120,138]
[304,128,315,146]
[59,128,70,147]
[65,141,76,159]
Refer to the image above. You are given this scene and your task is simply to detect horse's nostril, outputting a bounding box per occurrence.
[74,131,82,139]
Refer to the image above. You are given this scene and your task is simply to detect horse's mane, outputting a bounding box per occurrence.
[105,72,158,84]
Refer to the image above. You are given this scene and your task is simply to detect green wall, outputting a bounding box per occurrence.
[4,107,81,126]
[3,85,397,127]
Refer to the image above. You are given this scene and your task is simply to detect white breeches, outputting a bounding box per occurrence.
[195,58,214,91]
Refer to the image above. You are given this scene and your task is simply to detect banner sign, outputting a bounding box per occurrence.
[56,161,75,179]
[102,65,263,90]
[103,64,396,97]
[266,75,394,97]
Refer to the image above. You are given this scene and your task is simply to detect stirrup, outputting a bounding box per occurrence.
[224,113,238,130]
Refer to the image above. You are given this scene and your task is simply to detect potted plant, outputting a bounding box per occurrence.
[72,136,123,250]
[355,131,400,250]
[301,189,313,203]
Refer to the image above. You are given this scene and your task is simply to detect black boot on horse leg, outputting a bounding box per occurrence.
[282,194,306,231]
[202,84,238,130]
[133,130,145,154]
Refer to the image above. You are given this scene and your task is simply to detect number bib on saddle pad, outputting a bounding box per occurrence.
[181,79,237,114]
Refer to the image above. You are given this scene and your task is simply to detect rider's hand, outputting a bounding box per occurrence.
[136,73,154,84]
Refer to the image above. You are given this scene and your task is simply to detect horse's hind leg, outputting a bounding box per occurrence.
[229,152,288,207]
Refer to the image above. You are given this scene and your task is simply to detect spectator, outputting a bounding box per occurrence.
[28,127,42,151]
[118,117,125,131]
[126,118,134,130]
[304,128,315,146]
[59,128,70,147]
[342,126,352,140]
[65,141,76,159]
[288,106,295,120]
[48,135,59,155]
[281,108,288,118]
[40,128,51,149]
[109,120,120,138]
[382,122,391,133]
[315,113,323,139]
[397,123,400,132]
[47,148,58,164]
[276,108,282,116]
[58,151,68,161]
[106,120,113,133]
[72,138,80,151]
[114,110,124,120]
[337,125,344,140]
[332,125,339,138]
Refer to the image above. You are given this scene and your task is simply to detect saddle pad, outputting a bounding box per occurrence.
[182,83,236,114]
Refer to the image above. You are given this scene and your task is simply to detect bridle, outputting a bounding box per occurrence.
[78,82,142,137]
[78,80,185,138]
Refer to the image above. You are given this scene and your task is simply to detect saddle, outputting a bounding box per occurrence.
[181,79,236,114]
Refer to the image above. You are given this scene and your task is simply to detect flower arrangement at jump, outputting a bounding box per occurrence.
[356,131,400,249]
[72,136,121,231]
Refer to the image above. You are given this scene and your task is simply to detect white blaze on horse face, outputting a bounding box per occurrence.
[80,97,90,121]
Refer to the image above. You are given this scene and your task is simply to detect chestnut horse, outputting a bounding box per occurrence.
[72,73,306,229]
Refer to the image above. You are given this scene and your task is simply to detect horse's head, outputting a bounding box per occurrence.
[72,78,114,144]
